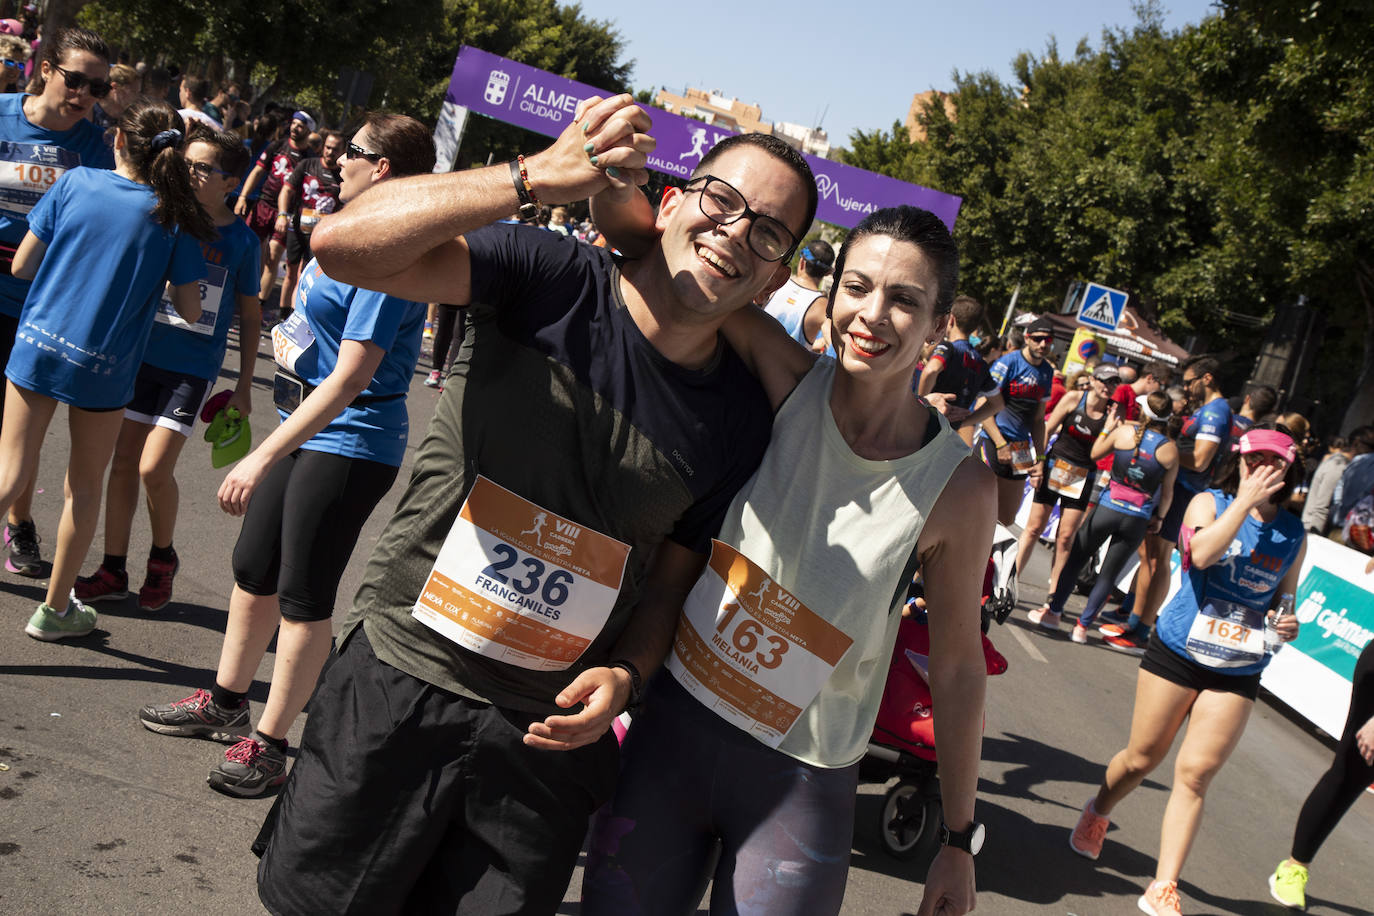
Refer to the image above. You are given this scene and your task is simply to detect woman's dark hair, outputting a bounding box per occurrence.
[361,111,436,177]
[1211,420,1304,506]
[249,113,280,159]
[28,26,110,94]
[118,99,215,241]
[185,122,251,180]
[826,205,959,316]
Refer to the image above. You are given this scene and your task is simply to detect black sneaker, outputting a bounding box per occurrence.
[208,734,288,797]
[139,688,249,742]
[4,520,42,577]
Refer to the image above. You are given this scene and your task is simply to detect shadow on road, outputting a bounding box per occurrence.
[981,731,1168,810]
[0,638,271,704]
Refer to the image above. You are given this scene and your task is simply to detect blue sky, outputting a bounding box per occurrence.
[574,0,1221,147]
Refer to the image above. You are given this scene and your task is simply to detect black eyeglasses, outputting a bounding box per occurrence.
[683,175,798,263]
[345,141,382,162]
[187,161,231,180]
[51,64,112,99]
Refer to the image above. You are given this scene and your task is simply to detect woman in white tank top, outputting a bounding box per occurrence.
[582,207,996,916]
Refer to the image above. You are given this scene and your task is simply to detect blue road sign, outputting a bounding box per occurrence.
[1077,282,1128,331]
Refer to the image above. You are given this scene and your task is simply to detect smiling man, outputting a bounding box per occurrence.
[252,95,818,915]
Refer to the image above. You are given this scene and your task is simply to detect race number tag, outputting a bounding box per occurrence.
[155,264,226,336]
[1047,459,1089,499]
[1184,598,1266,669]
[1009,440,1036,475]
[412,476,631,671]
[0,141,80,216]
[666,541,854,748]
[270,310,315,375]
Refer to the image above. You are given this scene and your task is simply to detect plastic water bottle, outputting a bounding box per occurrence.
[1266,592,1294,655]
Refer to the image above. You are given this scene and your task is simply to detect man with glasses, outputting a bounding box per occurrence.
[233,110,315,319]
[276,130,342,316]
[975,315,1056,523]
[253,95,815,915]
[1106,354,1233,654]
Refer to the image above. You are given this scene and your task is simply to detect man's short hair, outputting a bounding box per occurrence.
[694,133,817,240]
[362,112,436,177]
[950,295,985,334]
[1182,353,1223,382]
[1244,383,1278,418]
[798,239,834,280]
[1143,360,1173,385]
[184,77,212,104]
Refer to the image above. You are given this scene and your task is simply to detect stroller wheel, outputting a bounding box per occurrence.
[878,781,942,860]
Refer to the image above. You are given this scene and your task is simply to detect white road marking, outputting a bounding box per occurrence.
[1007,622,1048,663]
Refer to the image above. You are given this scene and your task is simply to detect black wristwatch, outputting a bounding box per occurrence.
[608,659,643,713]
[940,820,986,856]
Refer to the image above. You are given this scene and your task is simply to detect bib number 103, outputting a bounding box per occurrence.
[715,601,787,670]
[480,543,573,606]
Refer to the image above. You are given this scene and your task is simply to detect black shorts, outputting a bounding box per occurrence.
[285,227,313,265]
[1032,458,1096,512]
[125,363,212,436]
[977,435,1032,480]
[254,628,620,916]
[231,448,398,621]
[1140,631,1262,700]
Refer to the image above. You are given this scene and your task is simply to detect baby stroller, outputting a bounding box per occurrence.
[861,524,1017,860]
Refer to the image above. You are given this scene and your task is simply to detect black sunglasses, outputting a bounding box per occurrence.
[52,64,112,99]
[346,141,382,162]
[683,175,799,263]
[187,160,231,180]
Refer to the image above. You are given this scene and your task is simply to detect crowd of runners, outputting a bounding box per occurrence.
[1,22,1371,916]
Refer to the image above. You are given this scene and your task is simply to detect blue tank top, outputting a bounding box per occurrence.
[984,349,1054,442]
[1104,428,1168,518]
[1155,490,1305,676]
[928,338,992,410]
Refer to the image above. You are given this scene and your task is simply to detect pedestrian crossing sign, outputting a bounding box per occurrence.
[1077,282,1128,331]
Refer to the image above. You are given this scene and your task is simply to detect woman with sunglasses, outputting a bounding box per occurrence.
[0,98,212,640]
[137,114,433,798]
[0,26,114,579]
[580,205,993,916]
[1035,391,1180,643]
[0,34,29,93]
[1068,421,1306,916]
[975,316,1056,524]
[1019,362,1118,622]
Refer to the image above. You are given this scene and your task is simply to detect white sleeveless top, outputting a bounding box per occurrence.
[763,277,824,345]
[667,358,972,767]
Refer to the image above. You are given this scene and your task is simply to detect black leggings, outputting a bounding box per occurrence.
[430,305,465,374]
[1290,638,1374,862]
[232,448,397,621]
[1047,505,1150,626]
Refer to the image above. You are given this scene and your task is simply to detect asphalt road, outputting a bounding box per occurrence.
[1,324,1371,915]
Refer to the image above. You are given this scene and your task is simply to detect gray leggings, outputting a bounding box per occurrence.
[581,674,859,916]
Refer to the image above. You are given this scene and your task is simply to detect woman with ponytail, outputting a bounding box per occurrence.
[0,96,208,641]
[1038,390,1180,643]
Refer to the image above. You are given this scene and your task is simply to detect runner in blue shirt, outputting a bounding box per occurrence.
[976,315,1055,523]
[75,126,260,613]
[0,98,213,641]
[1072,422,1305,916]
[137,112,434,799]
[1109,355,1233,654]
[0,27,115,578]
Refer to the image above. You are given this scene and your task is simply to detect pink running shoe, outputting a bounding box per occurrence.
[1071,623,1089,644]
[1069,797,1110,860]
[1138,879,1183,916]
[1028,606,1061,630]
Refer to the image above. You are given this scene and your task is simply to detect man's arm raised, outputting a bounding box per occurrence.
[311,95,653,306]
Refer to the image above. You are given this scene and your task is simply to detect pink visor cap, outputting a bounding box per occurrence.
[1239,429,1296,464]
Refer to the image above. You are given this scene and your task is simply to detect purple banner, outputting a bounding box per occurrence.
[445,46,962,230]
